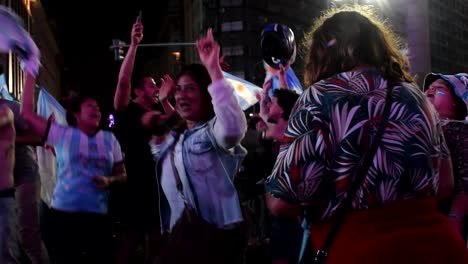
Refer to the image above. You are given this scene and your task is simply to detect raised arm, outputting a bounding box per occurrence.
[257,79,272,125]
[20,72,49,140]
[196,28,247,149]
[158,74,176,116]
[114,19,143,112]
[278,64,289,89]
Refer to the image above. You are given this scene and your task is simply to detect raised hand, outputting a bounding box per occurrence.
[258,79,272,117]
[196,28,223,81]
[131,17,143,47]
[158,74,175,103]
[278,63,290,89]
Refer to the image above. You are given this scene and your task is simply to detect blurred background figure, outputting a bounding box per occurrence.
[424,73,468,240]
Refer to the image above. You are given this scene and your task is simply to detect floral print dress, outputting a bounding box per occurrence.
[265,69,448,222]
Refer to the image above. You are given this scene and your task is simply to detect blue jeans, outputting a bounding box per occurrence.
[0,197,20,264]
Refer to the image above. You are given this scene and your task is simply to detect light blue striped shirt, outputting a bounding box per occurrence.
[46,123,123,214]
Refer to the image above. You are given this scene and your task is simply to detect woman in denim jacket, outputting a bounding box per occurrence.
[145,29,247,263]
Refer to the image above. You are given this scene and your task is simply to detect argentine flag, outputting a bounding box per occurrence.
[223,71,262,110]
[266,67,303,98]
[0,74,14,100]
[36,86,66,207]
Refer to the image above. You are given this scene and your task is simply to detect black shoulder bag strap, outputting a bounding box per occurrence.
[301,84,394,264]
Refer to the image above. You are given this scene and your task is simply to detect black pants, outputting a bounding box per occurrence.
[270,216,303,263]
[49,208,111,264]
[159,223,246,264]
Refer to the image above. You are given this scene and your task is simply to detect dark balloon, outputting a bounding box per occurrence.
[260,24,296,69]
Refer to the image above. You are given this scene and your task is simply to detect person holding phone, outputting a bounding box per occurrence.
[111,11,175,264]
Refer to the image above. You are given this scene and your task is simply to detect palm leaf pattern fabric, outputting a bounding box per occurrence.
[265,69,448,221]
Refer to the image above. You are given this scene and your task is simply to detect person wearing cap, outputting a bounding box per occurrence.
[424,73,468,238]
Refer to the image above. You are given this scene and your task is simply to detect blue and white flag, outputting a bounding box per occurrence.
[36,86,66,206]
[0,6,40,76]
[0,74,14,101]
[37,86,66,124]
[266,67,303,98]
[223,71,262,110]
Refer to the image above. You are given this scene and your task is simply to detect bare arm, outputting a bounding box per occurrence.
[114,21,143,112]
[278,64,289,89]
[20,72,49,139]
[257,79,272,124]
[92,135,126,188]
[110,162,127,184]
[92,162,127,189]
[158,74,175,116]
[197,29,247,149]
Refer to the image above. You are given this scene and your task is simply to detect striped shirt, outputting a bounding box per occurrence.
[46,123,123,214]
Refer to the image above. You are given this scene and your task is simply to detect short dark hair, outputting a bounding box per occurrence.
[273,89,299,120]
[132,76,150,90]
[131,76,154,98]
[65,94,99,126]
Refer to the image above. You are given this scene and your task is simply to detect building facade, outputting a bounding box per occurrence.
[181,0,467,88]
[428,0,468,74]
[182,0,327,85]
[385,0,468,84]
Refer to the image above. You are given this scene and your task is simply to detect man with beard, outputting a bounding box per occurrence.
[111,17,174,263]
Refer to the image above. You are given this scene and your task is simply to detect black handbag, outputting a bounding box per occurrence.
[299,84,394,264]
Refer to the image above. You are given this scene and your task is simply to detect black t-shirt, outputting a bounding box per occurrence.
[112,101,164,223]
[235,129,276,202]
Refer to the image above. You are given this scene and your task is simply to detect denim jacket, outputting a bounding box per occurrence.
[150,79,247,231]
